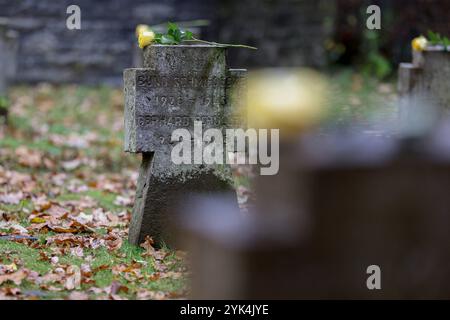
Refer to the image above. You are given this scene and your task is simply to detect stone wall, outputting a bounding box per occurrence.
[215,0,334,69]
[0,0,218,85]
[0,0,333,85]
[1,0,449,85]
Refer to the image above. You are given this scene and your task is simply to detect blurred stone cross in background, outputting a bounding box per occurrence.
[398,43,450,136]
[123,44,246,246]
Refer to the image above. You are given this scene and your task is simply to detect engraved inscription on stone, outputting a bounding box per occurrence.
[124,62,232,153]
[137,115,224,128]
[137,74,226,89]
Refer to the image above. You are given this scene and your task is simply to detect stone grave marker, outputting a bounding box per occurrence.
[124,45,245,246]
[398,46,450,128]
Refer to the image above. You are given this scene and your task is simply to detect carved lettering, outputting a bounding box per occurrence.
[136,75,225,89]
[137,115,224,128]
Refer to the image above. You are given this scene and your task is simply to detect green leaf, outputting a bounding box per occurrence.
[160,34,177,45]
[167,22,178,33]
[443,37,450,51]
[166,22,184,43]
[180,30,193,41]
[173,30,182,42]
[154,33,163,44]
[426,30,450,50]
[427,30,441,45]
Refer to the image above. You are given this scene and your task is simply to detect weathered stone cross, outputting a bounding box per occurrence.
[124,45,245,246]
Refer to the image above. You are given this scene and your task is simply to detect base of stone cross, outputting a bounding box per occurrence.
[128,152,238,247]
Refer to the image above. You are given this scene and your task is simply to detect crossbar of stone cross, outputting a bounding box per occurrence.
[124,45,246,246]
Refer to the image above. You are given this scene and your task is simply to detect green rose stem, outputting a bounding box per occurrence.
[143,21,257,50]
[183,38,257,50]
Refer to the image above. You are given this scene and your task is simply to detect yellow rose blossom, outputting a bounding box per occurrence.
[135,24,150,38]
[138,30,155,49]
[412,36,428,51]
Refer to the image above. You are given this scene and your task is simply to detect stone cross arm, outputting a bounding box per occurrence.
[124,67,246,154]
[123,45,246,246]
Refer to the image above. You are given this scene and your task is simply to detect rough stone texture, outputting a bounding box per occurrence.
[125,45,243,246]
[125,45,227,153]
[180,127,450,299]
[417,49,450,112]
[398,47,450,126]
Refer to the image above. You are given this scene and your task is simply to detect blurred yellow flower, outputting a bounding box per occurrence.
[243,69,329,136]
[412,36,428,51]
[138,30,155,49]
[135,24,150,38]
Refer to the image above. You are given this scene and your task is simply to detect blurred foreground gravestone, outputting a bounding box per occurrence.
[178,125,450,299]
[124,45,245,246]
[398,46,450,127]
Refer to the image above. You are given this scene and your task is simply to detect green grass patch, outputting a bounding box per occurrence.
[0,240,52,274]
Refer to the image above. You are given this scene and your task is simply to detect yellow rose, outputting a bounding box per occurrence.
[135,24,150,38]
[412,36,428,51]
[138,30,155,49]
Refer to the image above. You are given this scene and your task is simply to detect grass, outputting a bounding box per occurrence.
[325,69,397,127]
[0,84,187,299]
[55,190,122,212]
[0,240,186,299]
[0,240,52,274]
